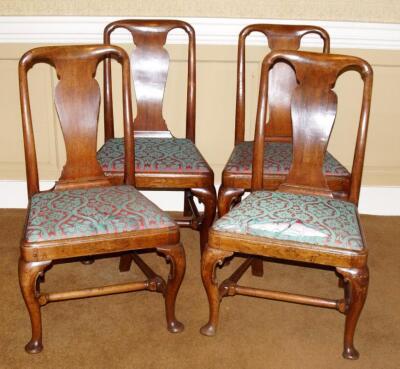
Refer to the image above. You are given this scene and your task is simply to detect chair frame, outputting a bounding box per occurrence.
[200,50,373,360]
[102,20,216,260]
[19,45,185,353]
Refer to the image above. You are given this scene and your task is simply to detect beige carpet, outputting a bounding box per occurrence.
[1,210,399,369]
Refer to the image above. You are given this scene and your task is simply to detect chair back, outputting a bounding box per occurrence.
[252,51,373,205]
[103,20,196,141]
[235,24,330,145]
[19,45,134,198]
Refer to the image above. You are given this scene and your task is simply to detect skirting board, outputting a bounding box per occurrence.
[0,181,399,215]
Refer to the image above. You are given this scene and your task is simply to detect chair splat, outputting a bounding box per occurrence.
[129,29,170,132]
[103,20,196,138]
[282,68,339,195]
[54,58,105,183]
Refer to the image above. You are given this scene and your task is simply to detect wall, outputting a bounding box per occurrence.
[0,15,399,213]
[1,1,400,23]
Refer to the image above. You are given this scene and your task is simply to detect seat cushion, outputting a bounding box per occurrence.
[225,142,349,176]
[97,137,210,174]
[212,191,363,250]
[25,185,176,243]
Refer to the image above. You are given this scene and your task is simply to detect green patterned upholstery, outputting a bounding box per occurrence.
[25,185,176,242]
[213,191,363,250]
[225,142,349,176]
[97,137,210,174]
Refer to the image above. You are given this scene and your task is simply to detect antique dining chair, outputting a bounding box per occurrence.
[200,50,373,359]
[219,24,351,218]
[18,45,185,353]
[97,20,216,272]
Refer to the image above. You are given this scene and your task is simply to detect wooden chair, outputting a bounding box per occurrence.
[18,45,185,353]
[97,20,216,270]
[200,50,373,360]
[219,24,349,217]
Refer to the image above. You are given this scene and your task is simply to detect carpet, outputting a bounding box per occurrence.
[1,210,399,369]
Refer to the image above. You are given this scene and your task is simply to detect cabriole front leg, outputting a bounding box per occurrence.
[18,258,52,354]
[191,187,217,253]
[217,187,245,217]
[200,246,233,336]
[157,243,186,333]
[336,266,369,360]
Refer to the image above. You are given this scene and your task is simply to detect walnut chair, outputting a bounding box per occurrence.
[18,45,185,353]
[219,24,346,218]
[200,50,373,360]
[97,20,216,271]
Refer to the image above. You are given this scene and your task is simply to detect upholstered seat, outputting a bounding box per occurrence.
[26,185,176,242]
[212,191,362,250]
[97,137,210,174]
[225,142,349,176]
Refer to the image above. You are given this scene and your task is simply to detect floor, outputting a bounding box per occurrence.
[1,210,399,369]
